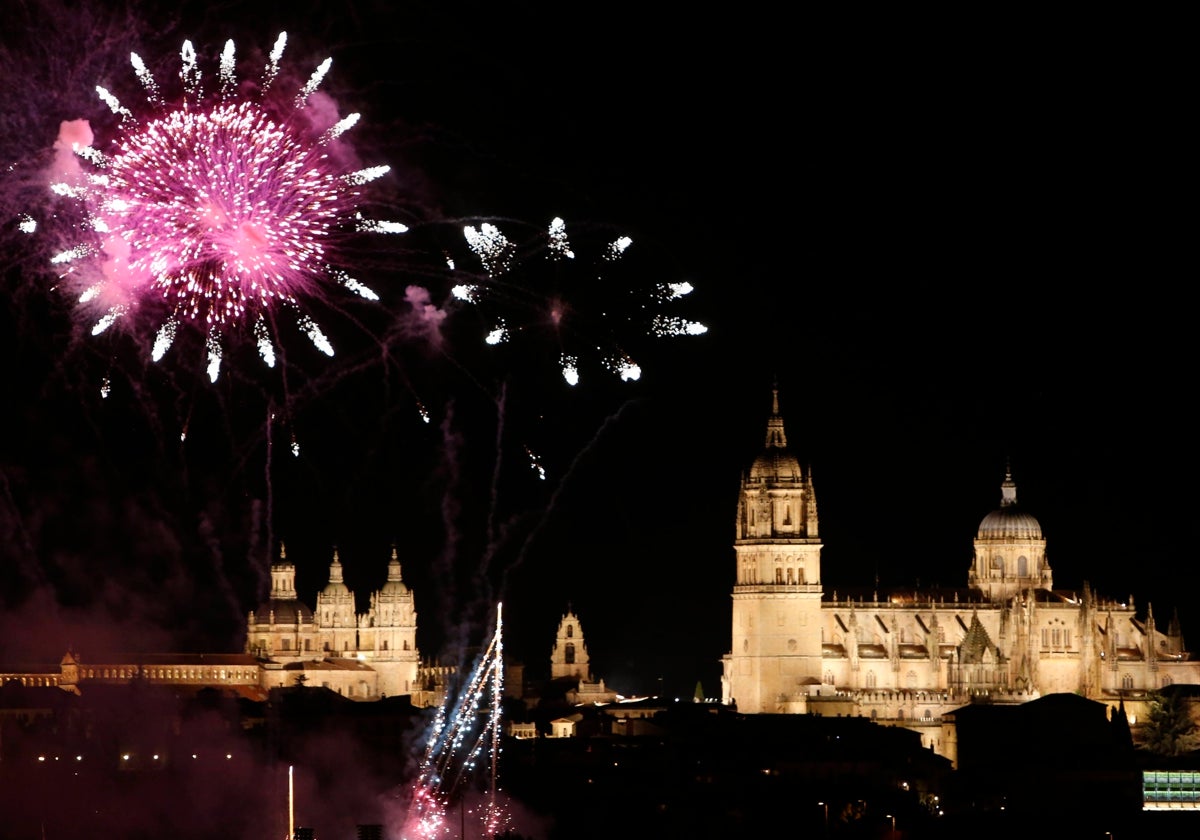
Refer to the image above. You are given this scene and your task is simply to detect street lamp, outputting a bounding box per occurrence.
[886,813,896,835]
[817,801,828,827]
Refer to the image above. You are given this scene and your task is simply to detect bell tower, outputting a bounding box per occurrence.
[722,387,823,713]
[550,607,590,682]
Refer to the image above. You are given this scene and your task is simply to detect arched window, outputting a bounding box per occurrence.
[382,640,389,651]
[775,568,783,584]
[565,643,576,665]
[566,625,574,638]
[865,671,877,688]
[1017,556,1028,577]
[1121,674,1133,689]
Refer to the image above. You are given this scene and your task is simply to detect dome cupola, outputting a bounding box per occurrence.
[969,467,1051,601]
[976,469,1043,540]
[252,542,314,626]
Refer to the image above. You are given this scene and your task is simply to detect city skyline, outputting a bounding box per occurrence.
[0,1,1192,702]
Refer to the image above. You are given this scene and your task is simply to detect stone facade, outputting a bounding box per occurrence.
[549,608,616,705]
[245,544,422,701]
[721,388,1200,761]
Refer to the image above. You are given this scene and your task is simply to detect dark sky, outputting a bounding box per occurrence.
[0,1,1192,699]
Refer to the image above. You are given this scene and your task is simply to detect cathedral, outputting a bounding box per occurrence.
[244,543,429,703]
[10,387,1198,765]
[721,388,1200,759]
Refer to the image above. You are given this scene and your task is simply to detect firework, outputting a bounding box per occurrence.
[448,216,706,387]
[402,604,507,839]
[47,32,405,383]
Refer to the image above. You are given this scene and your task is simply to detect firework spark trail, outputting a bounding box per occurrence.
[46,32,406,386]
[450,216,707,388]
[498,398,641,603]
[402,604,507,839]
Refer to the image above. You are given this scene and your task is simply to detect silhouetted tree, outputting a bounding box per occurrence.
[1141,690,1197,756]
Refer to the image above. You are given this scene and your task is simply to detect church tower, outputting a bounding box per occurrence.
[550,608,590,682]
[360,546,420,697]
[722,387,823,713]
[315,548,358,656]
[549,607,616,703]
[246,543,317,660]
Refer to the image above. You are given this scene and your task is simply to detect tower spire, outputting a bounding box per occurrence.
[1000,463,1018,507]
[765,383,788,449]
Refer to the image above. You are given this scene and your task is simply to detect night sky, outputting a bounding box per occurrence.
[0,2,1192,701]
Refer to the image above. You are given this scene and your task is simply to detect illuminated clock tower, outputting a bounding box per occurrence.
[722,387,823,713]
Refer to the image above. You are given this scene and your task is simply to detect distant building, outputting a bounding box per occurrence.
[245,544,427,702]
[721,388,1200,760]
[549,607,617,705]
[0,543,443,706]
[1,649,267,699]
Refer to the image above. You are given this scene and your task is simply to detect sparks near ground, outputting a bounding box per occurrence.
[46,32,404,384]
[401,604,510,839]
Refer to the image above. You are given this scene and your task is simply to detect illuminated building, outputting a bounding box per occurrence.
[1,543,433,704]
[721,388,1200,762]
[549,607,617,704]
[245,543,428,703]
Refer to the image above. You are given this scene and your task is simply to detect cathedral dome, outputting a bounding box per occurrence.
[252,599,313,626]
[378,549,410,597]
[378,578,409,597]
[976,470,1043,540]
[748,448,804,483]
[321,550,352,599]
[977,507,1043,540]
[253,546,314,626]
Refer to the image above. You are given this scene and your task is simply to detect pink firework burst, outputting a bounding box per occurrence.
[49,32,404,383]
